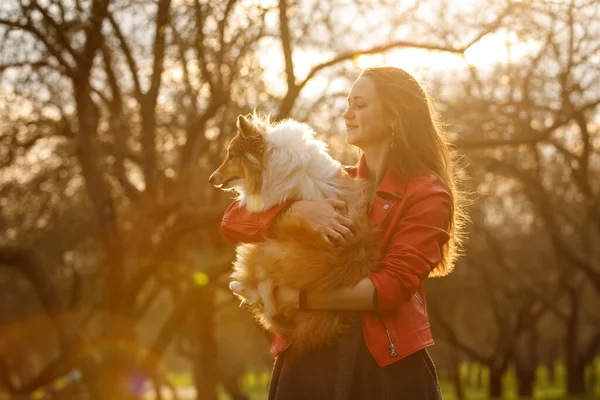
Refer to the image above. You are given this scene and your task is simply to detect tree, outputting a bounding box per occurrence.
[0,0,544,397]
[433,0,600,396]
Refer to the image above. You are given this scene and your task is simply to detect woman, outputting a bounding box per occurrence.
[220,67,466,399]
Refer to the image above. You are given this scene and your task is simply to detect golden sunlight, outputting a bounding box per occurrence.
[355,30,540,71]
[258,28,541,100]
[463,30,541,67]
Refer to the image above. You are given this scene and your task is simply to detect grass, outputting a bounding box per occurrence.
[152,359,600,400]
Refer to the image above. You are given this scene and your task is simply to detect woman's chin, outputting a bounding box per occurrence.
[345,135,360,146]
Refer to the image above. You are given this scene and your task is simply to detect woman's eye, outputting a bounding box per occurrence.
[346,103,366,110]
[228,153,235,160]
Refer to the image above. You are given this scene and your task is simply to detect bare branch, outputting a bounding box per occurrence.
[480,157,600,292]
[279,0,296,91]
[0,17,74,75]
[141,0,172,195]
[454,99,600,150]
[107,13,143,98]
[0,60,50,71]
[101,45,141,200]
[277,39,466,119]
[30,0,80,63]
[461,3,519,51]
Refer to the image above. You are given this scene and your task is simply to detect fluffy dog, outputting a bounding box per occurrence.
[209,114,380,354]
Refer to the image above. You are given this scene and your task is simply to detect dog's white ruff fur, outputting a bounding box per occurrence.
[238,120,345,213]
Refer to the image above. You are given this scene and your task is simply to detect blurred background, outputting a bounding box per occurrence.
[0,0,598,399]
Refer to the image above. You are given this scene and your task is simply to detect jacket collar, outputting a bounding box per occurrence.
[356,156,408,199]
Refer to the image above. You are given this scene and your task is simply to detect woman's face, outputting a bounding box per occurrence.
[343,76,391,149]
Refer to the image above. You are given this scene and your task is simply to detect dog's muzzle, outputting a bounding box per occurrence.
[208,171,222,186]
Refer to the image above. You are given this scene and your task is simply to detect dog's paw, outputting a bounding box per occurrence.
[229,281,249,305]
[229,280,244,296]
[230,281,260,306]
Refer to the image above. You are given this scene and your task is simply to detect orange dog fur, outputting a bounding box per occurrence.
[210,114,380,354]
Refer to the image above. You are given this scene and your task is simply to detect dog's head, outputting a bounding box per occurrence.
[209,114,267,210]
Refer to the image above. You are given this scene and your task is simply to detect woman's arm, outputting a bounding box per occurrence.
[220,200,289,243]
[368,183,451,312]
[221,198,355,244]
[278,277,377,311]
[276,179,452,312]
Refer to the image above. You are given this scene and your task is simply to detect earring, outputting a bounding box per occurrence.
[390,141,397,149]
[390,126,397,149]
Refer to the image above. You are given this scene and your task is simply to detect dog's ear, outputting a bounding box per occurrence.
[237,115,260,138]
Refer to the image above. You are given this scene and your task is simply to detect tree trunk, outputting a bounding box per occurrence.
[476,365,484,389]
[564,288,585,396]
[515,327,538,398]
[0,357,14,393]
[489,367,504,399]
[543,343,558,386]
[516,363,535,398]
[222,375,249,400]
[547,361,556,386]
[566,361,586,396]
[73,76,139,400]
[590,360,599,395]
[73,89,135,398]
[193,286,218,400]
[448,350,464,400]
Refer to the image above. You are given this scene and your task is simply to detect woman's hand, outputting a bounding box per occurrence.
[289,198,355,246]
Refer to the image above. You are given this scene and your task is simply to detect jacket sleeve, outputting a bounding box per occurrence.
[220,200,291,243]
[368,180,451,312]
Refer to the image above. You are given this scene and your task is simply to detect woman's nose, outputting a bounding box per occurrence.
[343,108,353,120]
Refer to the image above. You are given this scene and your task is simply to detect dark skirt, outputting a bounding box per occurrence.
[268,325,442,400]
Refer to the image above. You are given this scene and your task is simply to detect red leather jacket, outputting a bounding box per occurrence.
[220,159,451,367]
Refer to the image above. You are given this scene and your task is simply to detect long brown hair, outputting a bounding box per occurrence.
[359,66,468,277]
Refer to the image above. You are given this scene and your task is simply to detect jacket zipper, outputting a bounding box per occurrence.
[281,341,292,354]
[413,292,423,307]
[376,312,398,357]
[375,294,422,358]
